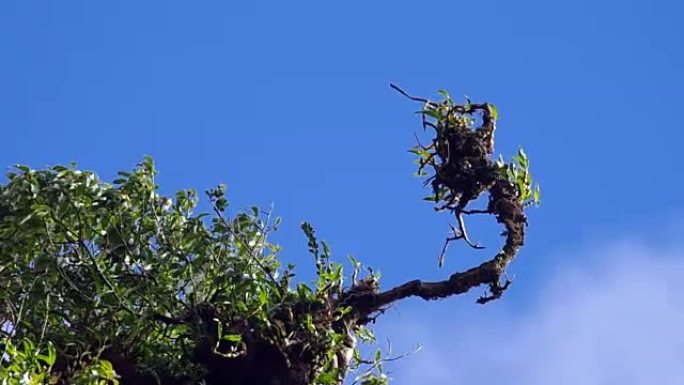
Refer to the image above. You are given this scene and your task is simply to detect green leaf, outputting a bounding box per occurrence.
[495,155,505,168]
[487,103,499,120]
[517,148,529,168]
[517,147,527,160]
[18,214,33,225]
[421,108,442,120]
[409,147,431,159]
[317,371,339,384]
[221,334,242,343]
[14,164,31,173]
[46,342,56,366]
[355,326,375,343]
[437,89,451,101]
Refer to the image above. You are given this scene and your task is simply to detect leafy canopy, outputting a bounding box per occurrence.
[0,157,385,384]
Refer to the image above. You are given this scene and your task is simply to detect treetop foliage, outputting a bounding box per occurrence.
[0,85,539,385]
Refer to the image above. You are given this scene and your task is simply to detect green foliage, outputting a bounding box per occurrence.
[72,360,120,385]
[0,158,386,384]
[1,158,211,381]
[496,147,542,207]
[410,90,540,209]
[0,339,56,385]
[1,328,117,385]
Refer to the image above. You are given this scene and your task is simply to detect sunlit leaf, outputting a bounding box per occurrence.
[487,103,499,120]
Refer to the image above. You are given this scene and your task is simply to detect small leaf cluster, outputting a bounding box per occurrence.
[0,339,57,385]
[496,147,541,207]
[407,90,498,211]
[1,332,118,385]
[299,223,387,385]
[409,89,540,210]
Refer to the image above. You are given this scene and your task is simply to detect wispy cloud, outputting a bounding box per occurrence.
[381,240,684,385]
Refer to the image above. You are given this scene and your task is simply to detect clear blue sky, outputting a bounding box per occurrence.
[2,1,683,382]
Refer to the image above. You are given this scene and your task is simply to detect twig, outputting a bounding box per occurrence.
[390,83,432,104]
[38,293,51,346]
[53,205,136,316]
[413,133,428,150]
[435,212,484,267]
[477,279,512,304]
[456,211,485,250]
[355,339,422,366]
[206,193,284,296]
[351,338,422,385]
[437,233,457,268]
[462,209,491,215]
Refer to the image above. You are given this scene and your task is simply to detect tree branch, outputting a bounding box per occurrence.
[340,85,532,323]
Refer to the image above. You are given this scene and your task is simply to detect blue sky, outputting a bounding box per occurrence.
[2,1,683,383]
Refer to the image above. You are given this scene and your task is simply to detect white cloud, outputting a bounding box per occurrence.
[381,240,684,385]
